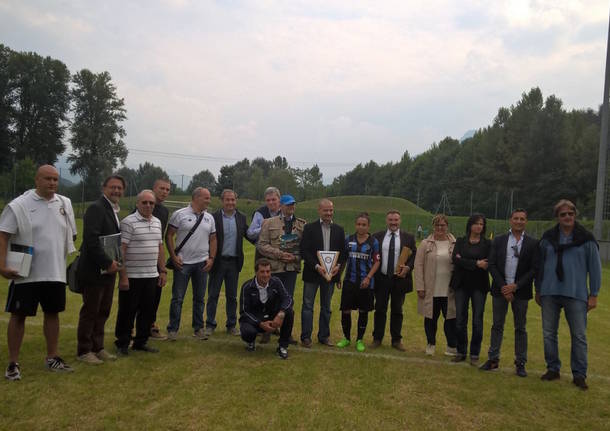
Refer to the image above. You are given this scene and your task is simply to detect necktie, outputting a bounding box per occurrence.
[387,233,395,276]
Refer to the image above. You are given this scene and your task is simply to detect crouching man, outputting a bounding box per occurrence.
[239,259,294,359]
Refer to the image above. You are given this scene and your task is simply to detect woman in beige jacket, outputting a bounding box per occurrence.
[414,214,457,356]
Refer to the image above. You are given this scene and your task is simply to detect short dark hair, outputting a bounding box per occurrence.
[386,209,401,216]
[255,258,272,271]
[103,174,126,189]
[355,212,370,224]
[510,208,528,218]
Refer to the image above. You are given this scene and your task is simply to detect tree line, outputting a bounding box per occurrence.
[0,44,127,200]
[1,43,603,218]
[328,88,602,219]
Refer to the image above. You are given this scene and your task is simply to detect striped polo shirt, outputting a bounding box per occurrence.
[120,211,163,279]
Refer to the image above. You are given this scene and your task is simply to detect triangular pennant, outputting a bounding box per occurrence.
[317,251,339,281]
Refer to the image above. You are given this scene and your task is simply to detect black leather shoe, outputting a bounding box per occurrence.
[318,339,334,347]
[479,359,499,371]
[301,338,312,348]
[515,363,527,377]
[116,346,129,356]
[131,344,159,353]
[572,376,588,390]
[541,370,560,381]
[451,354,466,363]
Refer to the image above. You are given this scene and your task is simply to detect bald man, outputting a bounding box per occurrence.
[0,165,77,380]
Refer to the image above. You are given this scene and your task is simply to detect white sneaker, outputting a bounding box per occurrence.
[445,347,458,357]
[95,349,117,361]
[425,344,435,356]
[77,352,103,365]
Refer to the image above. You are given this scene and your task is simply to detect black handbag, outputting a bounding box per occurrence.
[66,255,82,294]
[166,213,204,270]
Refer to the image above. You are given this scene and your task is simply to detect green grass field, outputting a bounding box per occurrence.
[1,197,609,430]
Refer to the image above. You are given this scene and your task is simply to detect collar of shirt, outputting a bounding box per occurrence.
[103,195,120,213]
[255,277,269,290]
[188,204,204,217]
[319,219,333,226]
[134,210,153,222]
[221,209,236,219]
[508,229,525,240]
[385,229,400,238]
[281,213,293,221]
[32,190,58,202]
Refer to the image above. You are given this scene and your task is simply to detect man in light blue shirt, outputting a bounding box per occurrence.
[537,199,601,390]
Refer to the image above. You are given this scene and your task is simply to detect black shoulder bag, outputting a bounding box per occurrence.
[166,213,204,270]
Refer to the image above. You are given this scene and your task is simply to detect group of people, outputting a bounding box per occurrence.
[0,165,602,392]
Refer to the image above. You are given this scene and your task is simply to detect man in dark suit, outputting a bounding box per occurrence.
[480,208,538,377]
[372,210,416,351]
[205,189,252,337]
[299,198,346,347]
[76,175,125,364]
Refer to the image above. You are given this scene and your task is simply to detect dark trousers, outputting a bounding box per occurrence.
[240,308,295,348]
[77,275,116,356]
[424,297,457,348]
[455,286,487,357]
[115,277,156,349]
[275,271,298,299]
[488,295,528,363]
[206,257,240,329]
[151,281,162,323]
[373,275,406,343]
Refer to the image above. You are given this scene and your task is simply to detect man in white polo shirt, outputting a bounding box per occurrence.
[166,187,217,340]
[114,190,167,355]
[0,165,77,380]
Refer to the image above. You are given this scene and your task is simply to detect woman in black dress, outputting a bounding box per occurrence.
[451,214,491,364]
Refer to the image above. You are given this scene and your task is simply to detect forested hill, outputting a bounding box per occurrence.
[328,88,601,220]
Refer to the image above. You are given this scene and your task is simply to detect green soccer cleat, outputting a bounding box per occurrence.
[356,340,365,352]
[336,338,351,348]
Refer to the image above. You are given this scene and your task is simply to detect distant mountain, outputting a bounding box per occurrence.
[460,129,475,142]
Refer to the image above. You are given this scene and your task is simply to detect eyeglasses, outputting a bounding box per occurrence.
[511,245,520,258]
[558,211,575,218]
[141,201,155,206]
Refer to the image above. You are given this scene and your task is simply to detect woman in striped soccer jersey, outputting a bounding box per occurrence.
[336,213,381,352]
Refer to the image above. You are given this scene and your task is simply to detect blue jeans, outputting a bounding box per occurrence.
[275,271,298,299]
[541,295,588,378]
[167,261,208,332]
[206,258,239,330]
[454,286,487,357]
[301,280,334,342]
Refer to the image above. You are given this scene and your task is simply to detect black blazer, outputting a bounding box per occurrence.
[239,276,293,327]
[211,209,252,274]
[488,233,539,300]
[300,220,347,283]
[78,196,121,283]
[372,230,417,293]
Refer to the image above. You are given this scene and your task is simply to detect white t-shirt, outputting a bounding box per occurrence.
[0,191,77,284]
[168,205,216,264]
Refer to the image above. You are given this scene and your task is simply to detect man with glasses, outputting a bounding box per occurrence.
[114,190,166,355]
[76,175,125,365]
[480,209,538,377]
[536,200,601,390]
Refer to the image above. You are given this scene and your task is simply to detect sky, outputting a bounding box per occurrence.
[1,0,608,185]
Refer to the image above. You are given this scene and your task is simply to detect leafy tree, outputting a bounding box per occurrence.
[188,169,217,194]
[68,69,127,199]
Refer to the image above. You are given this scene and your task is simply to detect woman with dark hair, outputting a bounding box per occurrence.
[450,213,491,364]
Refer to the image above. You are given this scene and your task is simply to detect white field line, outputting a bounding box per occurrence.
[1,317,609,383]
